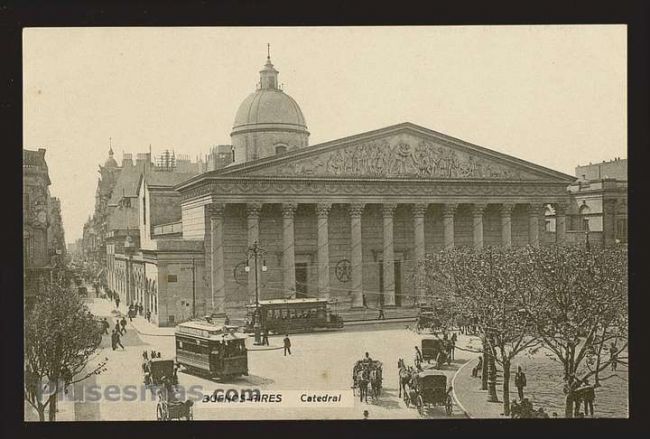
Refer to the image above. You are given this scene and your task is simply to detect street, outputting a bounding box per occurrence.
[76,297,473,420]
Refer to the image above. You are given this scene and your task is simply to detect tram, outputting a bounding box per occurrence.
[245,298,344,334]
[175,320,248,380]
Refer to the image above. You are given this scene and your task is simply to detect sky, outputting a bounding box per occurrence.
[22,26,627,243]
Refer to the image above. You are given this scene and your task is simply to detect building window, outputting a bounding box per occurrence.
[167,274,177,283]
[275,145,287,155]
[616,218,628,242]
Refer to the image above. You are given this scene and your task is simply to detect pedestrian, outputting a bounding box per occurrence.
[224,315,231,326]
[115,296,120,309]
[450,333,457,360]
[120,317,127,334]
[362,410,369,420]
[115,322,122,336]
[113,329,125,350]
[378,309,385,320]
[472,355,483,378]
[609,343,618,371]
[514,365,527,401]
[101,318,109,335]
[283,334,291,356]
[262,327,269,346]
[110,330,117,350]
[146,310,151,322]
[579,378,595,417]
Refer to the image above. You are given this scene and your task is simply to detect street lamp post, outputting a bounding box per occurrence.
[246,241,267,345]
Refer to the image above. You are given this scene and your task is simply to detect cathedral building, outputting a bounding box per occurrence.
[171,53,577,321]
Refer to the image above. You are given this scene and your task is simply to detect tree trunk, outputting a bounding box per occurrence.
[481,350,489,390]
[565,393,573,418]
[502,359,511,416]
[37,404,46,422]
[48,393,57,421]
[487,353,499,402]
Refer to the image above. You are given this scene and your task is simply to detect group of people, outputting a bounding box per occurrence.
[127,303,150,321]
[564,375,598,417]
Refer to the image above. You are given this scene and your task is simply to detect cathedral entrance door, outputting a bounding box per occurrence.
[295,263,308,298]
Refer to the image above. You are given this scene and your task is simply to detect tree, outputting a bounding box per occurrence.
[525,245,628,417]
[423,247,541,416]
[24,281,107,421]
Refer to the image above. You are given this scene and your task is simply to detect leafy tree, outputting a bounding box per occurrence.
[423,247,541,415]
[24,281,107,421]
[525,245,628,417]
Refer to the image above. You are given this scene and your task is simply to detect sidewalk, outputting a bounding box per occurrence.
[452,357,507,418]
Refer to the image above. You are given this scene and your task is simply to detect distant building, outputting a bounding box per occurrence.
[23,148,64,307]
[102,149,202,315]
[545,158,627,247]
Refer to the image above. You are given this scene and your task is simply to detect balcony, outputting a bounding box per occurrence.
[152,221,182,237]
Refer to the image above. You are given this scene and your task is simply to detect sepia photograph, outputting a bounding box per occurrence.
[22,25,628,422]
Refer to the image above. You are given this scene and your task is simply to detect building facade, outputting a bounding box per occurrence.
[171,55,576,319]
[23,148,65,307]
[545,158,627,247]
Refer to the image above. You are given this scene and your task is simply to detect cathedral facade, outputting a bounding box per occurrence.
[174,55,577,316]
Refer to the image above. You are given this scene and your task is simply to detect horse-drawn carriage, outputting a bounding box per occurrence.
[155,378,194,421]
[144,358,178,387]
[416,307,439,333]
[404,370,454,416]
[421,337,450,369]
[352,359,383,402]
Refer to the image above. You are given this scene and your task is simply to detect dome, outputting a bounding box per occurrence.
[104,147,118,168]
[232,89,308,136]
[230,52,310,164]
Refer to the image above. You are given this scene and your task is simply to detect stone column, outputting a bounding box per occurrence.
[412,203,428,304]
[443,203,458,250]
[500,203,514,248]
[382,203,397,307]
[554,202,567,245]
[316,203,331,299]
[210,203,226,314]
[246,203,262,300]
[603,199,618,247]
[472,203,487,250]
[349,203,365,308]
[282,203,297,294]
[528,203,545,248]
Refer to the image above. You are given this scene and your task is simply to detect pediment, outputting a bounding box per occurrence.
[217,123,575,182]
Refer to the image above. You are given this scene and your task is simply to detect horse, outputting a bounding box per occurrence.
[398,359,414,399]
[356,367,370,403]
[369,367,382,399]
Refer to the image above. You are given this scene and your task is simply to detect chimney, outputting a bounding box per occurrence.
[122,153,133,167]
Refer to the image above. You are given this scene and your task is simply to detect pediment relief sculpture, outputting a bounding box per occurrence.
[250,138,539,180]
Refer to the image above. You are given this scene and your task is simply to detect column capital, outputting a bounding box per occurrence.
[316,203,332,219]
[526,203,547,216]
[246,202,262,218]
[282,203,297,218]
[471,203,488,216]
[442,203,458,217]
[209,202,226,218]
[348,203,366,218]
[382,203,398,217]
[554,202,569,216]
[499,203,515,216]
[411,203,428,218]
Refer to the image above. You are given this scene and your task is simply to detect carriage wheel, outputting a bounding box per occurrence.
[445,395,453,416]
[157,402,168,421]
[416,395,424,415]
